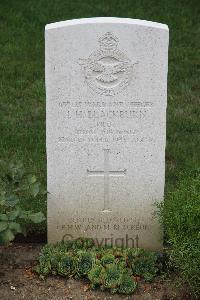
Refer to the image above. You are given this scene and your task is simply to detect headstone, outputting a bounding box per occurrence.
[46,18,169,250]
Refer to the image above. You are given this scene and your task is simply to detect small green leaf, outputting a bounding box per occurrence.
[5,194,19,207]
[0,228,15,245]
[9,222,23,234]
[30,182,40,197]
[27,174,37,184]
[0,214,8,221]
[19,210,29,220]
[0,221,8,232]
[7,210,20,221]
[0,192,6,206]
[28,212,45,223]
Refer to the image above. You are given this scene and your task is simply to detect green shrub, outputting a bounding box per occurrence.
[0,160,45,244]
[36,238,161,295]
[157,169,200,296]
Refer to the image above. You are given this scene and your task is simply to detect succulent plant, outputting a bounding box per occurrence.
[118,274,137,294]
[36,239,161,295]
[76,251,95,276]
[88,265,104,288]
[101,263,122,290]
[101,254,115,266]
[57,254,76,277]
[130,249,158,281]
[36,250,52,276]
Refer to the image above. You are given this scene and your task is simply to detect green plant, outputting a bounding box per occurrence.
[157,169,200,296]
[88,265,104,288]
[126,248,158,281]
[100,262,136,294]
[76,251,95,277]
[57,254,76,277]
[131,250,158,282]
[0,160,45,244]
[36,239,161,295]
[101,263,122,291]
[35,243,56,276]
[118,273,137,294]
[101,254,115,266]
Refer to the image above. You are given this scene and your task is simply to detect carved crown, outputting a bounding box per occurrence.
[99,32,118,51]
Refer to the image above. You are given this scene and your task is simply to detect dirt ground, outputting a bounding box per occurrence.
[0,243,191,300]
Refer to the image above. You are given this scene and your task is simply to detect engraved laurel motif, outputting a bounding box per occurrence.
[79,32,135,96]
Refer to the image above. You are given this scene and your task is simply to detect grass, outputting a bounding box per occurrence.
[0,0,199,219]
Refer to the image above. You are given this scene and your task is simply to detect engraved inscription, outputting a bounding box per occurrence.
[56,99,154,146]
[87,149,126,212]
[79,32,136,96]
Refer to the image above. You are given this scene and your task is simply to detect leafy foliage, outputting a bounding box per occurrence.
[36,238,162,295]
[0,160,45,244]
[126,248,158,282]
[157,170,200,296]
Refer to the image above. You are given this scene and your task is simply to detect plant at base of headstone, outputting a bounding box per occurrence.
[118,273,138,294]
[57,254,76,277]
[0,160,46,245]
[126,248,158,282]
[76,251,95,277]
[35,244,54,277]
[88,264,104,288]
[101,263,124,293]
[101,253,115,266]
[36,238,162,295]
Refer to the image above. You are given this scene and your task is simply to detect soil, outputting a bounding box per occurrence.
[0,243,192,300]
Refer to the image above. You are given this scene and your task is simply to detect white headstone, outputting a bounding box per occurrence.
[46,18,169,250]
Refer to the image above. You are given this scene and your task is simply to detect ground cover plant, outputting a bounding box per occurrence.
[36,237,162,295]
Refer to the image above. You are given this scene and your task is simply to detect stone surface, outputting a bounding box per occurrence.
[46,17,169,250]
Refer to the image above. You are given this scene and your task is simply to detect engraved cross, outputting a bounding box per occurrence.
[87,149,126,212]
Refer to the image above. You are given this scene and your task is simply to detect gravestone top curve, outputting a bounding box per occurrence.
[45,17,169,31]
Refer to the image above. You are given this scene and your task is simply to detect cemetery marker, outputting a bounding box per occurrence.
[46,17,169,250]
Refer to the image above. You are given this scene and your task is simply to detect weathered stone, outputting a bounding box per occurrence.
[46,18,169,250]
